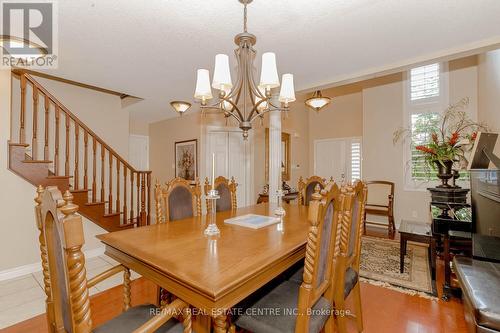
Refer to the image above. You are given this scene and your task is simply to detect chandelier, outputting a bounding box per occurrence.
[193,0,296,139]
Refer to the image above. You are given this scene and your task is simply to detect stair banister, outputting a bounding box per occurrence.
[10,71,151,230]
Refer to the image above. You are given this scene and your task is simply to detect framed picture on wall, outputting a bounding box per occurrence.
[175,139,198,183]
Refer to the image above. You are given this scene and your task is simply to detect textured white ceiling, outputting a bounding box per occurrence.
[41,0,500,124]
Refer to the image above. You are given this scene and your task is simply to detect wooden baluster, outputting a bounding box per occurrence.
[32,86,38,159]
[92,137,97,202]
[140,173,146,227]
[54,106,60,175]
[136,173,140,222]
[83,131,88,189]
[20,75,26,143]
[101,146,105,202]
[130,171,134,222]
[108,153,113,214]
[147,172,151,225]
[74,125,79,189]
[116,160,120,219]
[123,167,128,225]
[44,95,49,160]
[65,114,70,176]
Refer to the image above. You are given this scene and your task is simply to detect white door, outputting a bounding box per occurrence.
[314,137,362,184]
[129,135,149,170]
[206,129,251,207]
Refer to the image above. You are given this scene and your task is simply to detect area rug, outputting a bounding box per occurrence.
[359,236,437,299]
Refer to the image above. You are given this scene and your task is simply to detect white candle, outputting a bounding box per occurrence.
[212,153,215,190]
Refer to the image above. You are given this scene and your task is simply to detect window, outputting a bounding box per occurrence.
[351,139,362,182]
[410,113,440,181]
[410,63,440,101]
[404,62,449,189]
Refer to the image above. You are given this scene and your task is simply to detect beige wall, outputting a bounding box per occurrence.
[1,74,131,272]
[478,49,500,158]
[130,120,149,136]
[149,112,204,185]
[308,91,364,175]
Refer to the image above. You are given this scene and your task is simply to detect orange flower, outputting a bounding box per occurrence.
[471,132,477,141]
[432,132,439,143]
[449,132,459,146]
[416,145,436,155]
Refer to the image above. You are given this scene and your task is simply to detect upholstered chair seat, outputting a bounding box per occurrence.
[235,280,332,333]
[234,183,349,333]
[94,304,186,333]
[35,186,194,333]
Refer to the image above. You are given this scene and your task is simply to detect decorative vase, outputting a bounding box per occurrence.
[435,160,453,188]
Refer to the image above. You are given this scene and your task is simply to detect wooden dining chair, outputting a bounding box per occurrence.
[331,181,368,333]
[34,185,193,333]
[298,176,332,206]
[155,177,202,223]
[234,183,348,333]
[363,180,395,234]
[203,176,237,213]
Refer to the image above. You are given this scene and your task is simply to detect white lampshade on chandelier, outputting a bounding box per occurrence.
[193,0,296,139]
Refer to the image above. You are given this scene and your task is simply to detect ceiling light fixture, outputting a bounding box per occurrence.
[0,35,47,58]
[193,0,296,139]
[305,90,331,112]
[170,100,192,116]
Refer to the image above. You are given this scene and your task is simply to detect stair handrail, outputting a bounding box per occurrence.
[21,73,149,175]
[13,71,152,227]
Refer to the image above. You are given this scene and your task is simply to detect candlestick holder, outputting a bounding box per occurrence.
[274,189,286,219]
[204,189,221,236]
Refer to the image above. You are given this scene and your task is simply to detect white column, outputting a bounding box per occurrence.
[268,101,282,204]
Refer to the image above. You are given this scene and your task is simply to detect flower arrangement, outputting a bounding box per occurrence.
[178,148,194,179]
[394,97,487,176]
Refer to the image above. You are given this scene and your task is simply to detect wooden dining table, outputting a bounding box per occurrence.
[97,203,310,333]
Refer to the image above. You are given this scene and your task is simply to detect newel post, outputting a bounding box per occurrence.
[139,172,147,227]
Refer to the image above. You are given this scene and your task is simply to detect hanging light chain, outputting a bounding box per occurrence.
[243,2,248,32]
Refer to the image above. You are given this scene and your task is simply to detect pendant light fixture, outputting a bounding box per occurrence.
[305,90,331,112]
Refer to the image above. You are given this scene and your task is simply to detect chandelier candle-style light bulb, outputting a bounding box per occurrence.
[279,74,296,106]
[212,54,232,91]
[194,69,213,104]
[259,52,280,90]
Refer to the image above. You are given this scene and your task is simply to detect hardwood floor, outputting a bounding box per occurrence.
[3,226,468,333]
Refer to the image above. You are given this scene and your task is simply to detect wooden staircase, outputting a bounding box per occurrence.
[8,72,152,232]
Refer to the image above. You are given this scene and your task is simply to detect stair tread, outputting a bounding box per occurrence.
[85,201,108,206]
[22,159,53,164]
[8,142,29,147]
[70,189,91,193]
[104,212,122,218]
[46,175,72,179]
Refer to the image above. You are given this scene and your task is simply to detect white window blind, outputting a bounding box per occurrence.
[351,140,361,182]
[410,63,440,101]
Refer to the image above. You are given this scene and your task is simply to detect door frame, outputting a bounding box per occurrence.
[203,126,254,207]
[129,134,149,170]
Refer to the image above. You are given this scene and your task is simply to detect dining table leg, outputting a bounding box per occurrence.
[213,313,227,333]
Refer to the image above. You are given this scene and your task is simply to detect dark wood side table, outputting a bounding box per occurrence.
[399,220,436,278]
[257,191,298,204]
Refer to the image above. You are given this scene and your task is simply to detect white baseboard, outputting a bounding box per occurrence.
[0,246,105,282]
